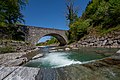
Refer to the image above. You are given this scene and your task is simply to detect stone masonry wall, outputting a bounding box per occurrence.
[71,31,120,48]
[0,40,35,52]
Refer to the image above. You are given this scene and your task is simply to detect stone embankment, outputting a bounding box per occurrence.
[0,40,35,52]
[70,34,120,48]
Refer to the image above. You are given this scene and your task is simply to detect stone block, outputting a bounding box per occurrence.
[102,40,107,46]
[107,40,113,45]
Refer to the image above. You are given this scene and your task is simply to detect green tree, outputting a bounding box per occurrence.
[0,0,28,26]
[67,0,120,43]
[0,0,28,40]
[106,0,120,27]
[69,19,91,42]
[91,0,109,26]
[82,0,101,19]
[65,0,80,42]
[65,0,79,27]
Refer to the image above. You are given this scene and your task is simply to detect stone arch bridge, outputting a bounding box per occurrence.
[19,25,68,46]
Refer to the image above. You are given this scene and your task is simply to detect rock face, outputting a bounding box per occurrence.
[0,48,40,66]
[0,67,40,80]
[1,57,120,80]
[0,52,27,66]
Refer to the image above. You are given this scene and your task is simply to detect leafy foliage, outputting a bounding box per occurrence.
[0,0,28,25]
[0,0,28,41]
[84,0,120,28]
[66,0,120,42]
[68,19,91,42]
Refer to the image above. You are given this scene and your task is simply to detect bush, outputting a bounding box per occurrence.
[68,19,91,42]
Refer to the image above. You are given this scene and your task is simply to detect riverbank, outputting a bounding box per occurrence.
[0,40,44,67]
[0,47,44,67]
[0,49,120,80]
[66,31,120,50]
[0,38,120,80]
[0,39,119,67]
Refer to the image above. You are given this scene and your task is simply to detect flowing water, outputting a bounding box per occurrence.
[24,47,120,80]
[25,47,118,68]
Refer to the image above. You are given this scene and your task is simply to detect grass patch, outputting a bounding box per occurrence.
[88,25,120,36]
[0,46,15,54]
[100,25,120,35]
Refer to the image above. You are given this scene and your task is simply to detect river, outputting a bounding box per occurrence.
[25,47,118,68]
[23,47,120,80]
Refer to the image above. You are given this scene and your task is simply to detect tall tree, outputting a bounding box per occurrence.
[0,0,28,40]
[65,0,79,27]
[0,0,28,26]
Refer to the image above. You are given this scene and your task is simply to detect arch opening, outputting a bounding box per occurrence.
[37,33,67,46]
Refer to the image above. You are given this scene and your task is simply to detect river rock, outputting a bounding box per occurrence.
[72,47,79,50]
[65,48,70,51]
[116,50,120,54]
[81,42,88,45]
[2,57,28,66]
[117,40,120,44]
[107,40,113,45]
[50,47,56,50]
[58,49,64,51]
[102,40,107,46]
[32,54,43,59]
[49,50,58,53]
[89,43,94,46]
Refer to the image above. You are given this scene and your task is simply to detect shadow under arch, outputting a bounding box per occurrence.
[41,33,67,46]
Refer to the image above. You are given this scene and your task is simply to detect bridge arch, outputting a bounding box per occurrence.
[39,33,67,46]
